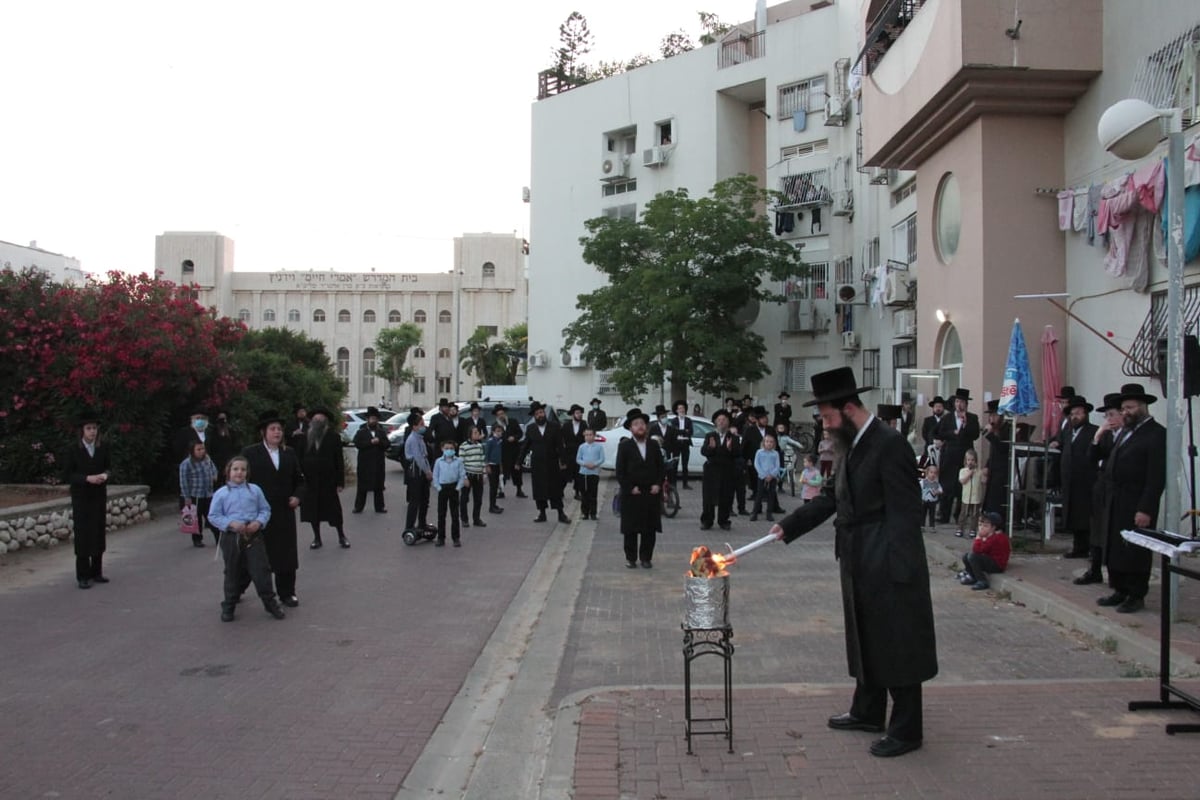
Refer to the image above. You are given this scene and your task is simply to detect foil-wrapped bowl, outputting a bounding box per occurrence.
[684,575,729,629]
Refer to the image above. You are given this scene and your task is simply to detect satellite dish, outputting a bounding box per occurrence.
[732,298,760,326]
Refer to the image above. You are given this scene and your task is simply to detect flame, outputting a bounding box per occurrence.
[689,545,735,578]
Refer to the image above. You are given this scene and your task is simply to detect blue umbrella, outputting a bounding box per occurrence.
[998,318,1040,417]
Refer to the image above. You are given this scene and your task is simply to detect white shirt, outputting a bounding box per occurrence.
[636,438,647,459]
[851,415,876,453]
[264,442,280,469]
[82,439,95,458]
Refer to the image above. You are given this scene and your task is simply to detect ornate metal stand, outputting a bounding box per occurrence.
[682,624,734,754]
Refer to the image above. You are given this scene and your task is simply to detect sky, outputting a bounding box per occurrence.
[3,0,756,275]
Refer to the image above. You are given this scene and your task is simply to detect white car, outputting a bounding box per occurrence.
[597,415,717,476]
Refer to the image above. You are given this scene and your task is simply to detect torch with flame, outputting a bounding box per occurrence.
[688,533,779,577]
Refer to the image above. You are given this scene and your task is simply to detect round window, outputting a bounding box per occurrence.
[934,173,961,264]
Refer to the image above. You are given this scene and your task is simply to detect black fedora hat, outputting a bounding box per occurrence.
[876,404,902,421]
[1064,396,1094,413]
[468,401,481,411]
[570,403,585,414]
[492,403,506,414]
[951,388,972,402]
[803,367,873,407]
[712,408,731,423]
[653,403,669,416]
[529,401,544,413]
[590,397,602,405]
[257,410,285,430]
[309,407,336,421]
[985,399,1000,414]
[406,412,423,426]
[366,406,381,419]
[623,407,651,429]
[437,397,451,407]
[1097,392,1123,412]
[928,395,947,408]
[778,391,790,400]
[1055,386,1077,401]
[1116,382,1157,405]
[77,408,102,427]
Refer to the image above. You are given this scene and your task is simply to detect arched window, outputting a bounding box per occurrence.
[939,324,963,398]
[362,348,376,394]
[263,309,276,322]
[336,347,350,390]
[287,309,300,322]
[338,309,352,322]
[439,310,452,323]
[388,310,402,323]
[238,309,251,322]
[313,309,326,322]
[482,261,496,277]
[414,310,427,323]
[363,309,376,323]
[182,259,195,273]
[413,347,426,359]
[438,348,451,359]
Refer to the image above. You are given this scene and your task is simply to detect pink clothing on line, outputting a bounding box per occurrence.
[1132,159,1165,214]
[1056,191,1073,231]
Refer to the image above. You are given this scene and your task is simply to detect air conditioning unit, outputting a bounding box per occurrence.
[895,308,916,337]
[832,189,854,217]
[600,155,630,180]
[836,282,865,305]
[561,345,587,368]
[788,299,816,332]
[528,352,548,368]
[643,146,665,167]
[842,331,860,350]
[883,275,913,305]
[824,95,850,125]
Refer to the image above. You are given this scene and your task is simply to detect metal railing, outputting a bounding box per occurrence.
[852,0,928,78]
[718,30,765,69]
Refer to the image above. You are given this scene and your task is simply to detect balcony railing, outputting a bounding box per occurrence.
[718,30,765,69]
[537,69,579,100]
[852,0,928,78]
[777,169,832,209]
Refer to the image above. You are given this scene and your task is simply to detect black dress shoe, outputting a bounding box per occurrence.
[462,520,471,528]
[91,575,110,584]
[452,540,462,548]
[827,713,884,733]
[1073,571,1102,585]
[718,522,731,531]
[516,491,528,498]
[557,511,571,523]
[869,735,922,757]
[265,603,286,620]
[435,540,445,547]
[1063,550,1089,559]
[489,506,504,514]
[1116,597,1145,613]
[625,561,638,569]
[700,523,713,530]
[640,560,652,569]
[280,595,299,607]
[338,537,351,548]
[221,609,235,622]
[77,579,92,590]
[310,540,323,549]
[1097,592,1128,607]
[473,519,487,527]
[534,512,547,523]
[352,509,363,514]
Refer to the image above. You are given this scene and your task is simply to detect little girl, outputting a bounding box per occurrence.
[799,453,823,503]
[817,429,835,478]
[179,440,218,548]
[207,456,284,622]
[920,465,942,532]
[957,449,983,538]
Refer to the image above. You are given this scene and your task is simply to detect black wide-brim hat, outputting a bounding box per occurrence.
[712,408,731,423]
[492,403,506,414]
[77,408,102,427]
[803,367,873,407]
[590,397,601,405]
[653,404,669,416]
[1097,392,1123,412]
[928,396,946,407]
[570,404,585,414]
[778,392,790,399]
[623,408,651,429]
[529,401,544,413]
[952,387,972,402]
[366,406,381,419]
[876,404,902,421]
[309,407,336,421]
[1056,385,1077,401]
[985,399,1000,414]
[257,410,285,431]
[1116,382,1157,405]
[1063,396,1094,413]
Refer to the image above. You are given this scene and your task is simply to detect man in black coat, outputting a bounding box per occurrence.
[299,408,348,549]
[206,409,239,476]
[771,367,937,758]
[1076,393,1123,586]
[921,396,946,451]
[1057,396,1099,559]
[773,392,793,431]
[647,404,679,459]
[670,400,695,489]
[981,399,1012,515]
[173,409,211,464]
[523,402,568,523]
[560,404,589,498]
[457,402,488,444]
[615,409,666,568]
[243,411,305,607]
[494,404,526,498]
[61,411,112,589]
[1091,384,1167,614]
[428,398,458,448]
[586,398,608,432]
[899,393,915,440]
[284,404,310,453]
[934,388,980,524]
[700,409,739,531]
[353,406,389,513]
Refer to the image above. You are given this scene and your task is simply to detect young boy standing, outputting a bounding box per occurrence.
[575,428,605,520]
[750,432,781,522]
[920,465,942,532]
[432,440,467,547]
[484,423,505,515]
[959,511,1011,590]
[458,426,487,528]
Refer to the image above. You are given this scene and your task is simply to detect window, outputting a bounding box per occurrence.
[337,309,352,322]
[778,168,831,206]
[438,310,452,323]
[782,357,814,393]
[336,348,350,391]
[865,236,881,271]
[482,262,496,277]
[413,347,426,359]
[238,309,251,322]
[934,173,960,263]
[780,140,828,160]
[362,348,376,394]
[893,341,917,369]
[287,309,300,322]
[181,259,195,273]
[602,203,637,221]
[939,324,963,397]
[835,257,855,286]
[601,179,637,197]
[412,377,426,394]
[388,310,402,323]
[313,309,326,322]
[778,75,827,118]
[891,214,917,266]
[479,325,499,337]
[1131,21,1200,126]
[891,179,917,206]
[862,349,881,389]
[438,348,451,359]
[414,309,427,323]
[605,126,637,156]
[263,309,276,322]
[437,376,451,394]
[656,119,673,146]
[783,262,830,301]
[363,309,376,323]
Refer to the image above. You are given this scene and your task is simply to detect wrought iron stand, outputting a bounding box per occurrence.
[682,624,734,754]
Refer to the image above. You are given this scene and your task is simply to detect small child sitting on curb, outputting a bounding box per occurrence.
[958,511,1011,591]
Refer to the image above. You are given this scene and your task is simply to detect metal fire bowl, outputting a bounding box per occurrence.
[684,575,730,630]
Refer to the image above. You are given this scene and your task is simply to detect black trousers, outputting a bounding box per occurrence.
[1069,527,1090,555]
[581,474,599,516]
[354,484,386,512]
[405,476,430,530]
[701,465,734,526]
[752,479,778,514]
[734,459,747,512]
[220,531,275,612]
[624,530,656,564]
[502,453,523,489]
[678,447,691,486]
[963,551,1002,582]
[460,474,484,522]
[437,487,460,542]
[850,681,923,742]
[1109,567,1150,601]
[75,553,103,581]
[923,501,938,527]
[487,466,501,508]
[274,569,296,600]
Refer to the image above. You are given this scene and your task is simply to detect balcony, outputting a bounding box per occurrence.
[854,0,929,78]
[776,168,832,210]
[718,30,765,69]
[537,69,578,101]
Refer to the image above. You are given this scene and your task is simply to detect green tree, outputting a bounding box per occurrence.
[459,322,529,389]
[660,30,694,58]
[374,323,422,407]
[697,11,732,45]
[563,174,805,403]
[552,11,594,86]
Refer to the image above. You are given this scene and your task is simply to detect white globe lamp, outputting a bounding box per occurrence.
[1096,98,1164,159]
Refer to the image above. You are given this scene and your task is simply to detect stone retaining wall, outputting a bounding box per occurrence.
[0,486,151,556]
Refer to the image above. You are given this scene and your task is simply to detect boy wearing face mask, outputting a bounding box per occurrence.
[432,439,468,547]
[173,409,211,464]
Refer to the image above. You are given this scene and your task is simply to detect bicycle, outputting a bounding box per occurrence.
[778,443,799,497]
[789,420,816,453]
[661,454,681,518]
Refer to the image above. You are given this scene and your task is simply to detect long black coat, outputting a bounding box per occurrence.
[646,419,679,457]
[935,411,980,497]
[921,412,945,449]
[615,436,665,535]
[242,442,305,574]
[1058,421,1099,532]
[561,418,589,471]
[61,440,111,559]
[780,419,938,688]
[300,431,345,525]
[523,419,564,506]
[353,423,389,491]
[587,408,608,431]
[982,423,1012,514]
[1093,418,1166,573]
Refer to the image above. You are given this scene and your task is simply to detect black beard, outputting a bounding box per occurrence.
[829,413,857,453]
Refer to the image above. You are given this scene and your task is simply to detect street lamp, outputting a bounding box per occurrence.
[1097,98,1185,537]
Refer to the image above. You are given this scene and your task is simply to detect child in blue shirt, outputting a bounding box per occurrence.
[207,455,283,622]
[575,428,606,520]
[484,424,505,514]
[432,440,468,546]
[750,432,781,522]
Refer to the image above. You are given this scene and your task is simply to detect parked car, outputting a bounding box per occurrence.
[340,408,402,446]
[598,415,717,477]
[386,401,566,462]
